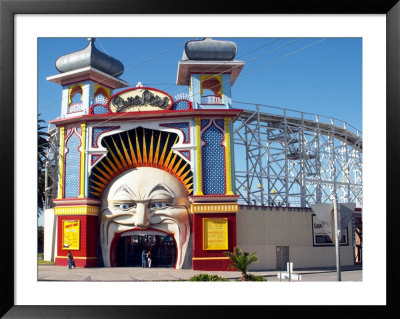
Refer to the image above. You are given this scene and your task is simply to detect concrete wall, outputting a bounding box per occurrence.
[236,206,355,271]
[43,208,57,261]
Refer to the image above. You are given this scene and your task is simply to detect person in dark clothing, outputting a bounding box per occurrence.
[67,251,75,269]
[141,249,147,268]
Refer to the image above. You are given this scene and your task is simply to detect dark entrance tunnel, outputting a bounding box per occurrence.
[116,234,177,267]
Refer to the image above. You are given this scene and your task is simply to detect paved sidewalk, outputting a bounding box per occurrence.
[38,264,362,282]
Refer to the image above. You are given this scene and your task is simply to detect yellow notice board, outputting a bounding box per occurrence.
[62,220,80,250]
[203,218,228,250]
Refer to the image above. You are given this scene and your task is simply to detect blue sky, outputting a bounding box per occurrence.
[38,37,362,131]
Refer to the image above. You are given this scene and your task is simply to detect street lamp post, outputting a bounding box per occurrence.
[332,196,341,281]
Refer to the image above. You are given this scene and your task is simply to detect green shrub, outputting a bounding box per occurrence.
[248,274,267,281]
[224,247,259,281]
[235,274,267,281]
[189,274,228,281]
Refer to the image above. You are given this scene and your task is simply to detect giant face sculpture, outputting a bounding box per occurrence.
[100,167,191,269]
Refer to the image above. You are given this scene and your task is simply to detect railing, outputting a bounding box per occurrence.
[201,95,222,105]
[232,101,362,138]
[95,96,108,105]
[68,103,83,113]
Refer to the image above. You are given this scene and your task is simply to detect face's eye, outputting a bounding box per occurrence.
[115,203,135,210]
[150,202,169,209]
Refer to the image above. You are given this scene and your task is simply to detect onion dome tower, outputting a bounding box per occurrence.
[46,38,129,268]
[177,38,245,270]
[47,38,129,118]
[177,37,244,109]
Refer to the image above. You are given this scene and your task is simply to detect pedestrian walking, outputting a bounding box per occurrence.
[67,251,75,269]
[141,249,147,268]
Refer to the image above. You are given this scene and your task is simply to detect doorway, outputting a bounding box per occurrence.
[276,246,290,271]
[116,234,176,267]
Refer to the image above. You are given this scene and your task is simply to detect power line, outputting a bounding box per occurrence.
[166,38,298,96]
[171,38,327,102]
[241,38,327,77]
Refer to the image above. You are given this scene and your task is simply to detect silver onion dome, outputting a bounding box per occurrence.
[182,38,237,61]
[55,38,124,77]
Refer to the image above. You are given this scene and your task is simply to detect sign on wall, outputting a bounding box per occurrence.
[203,218,228,250]
[62,220,80,250]
[108,87,173,113]
[312,214,348,246]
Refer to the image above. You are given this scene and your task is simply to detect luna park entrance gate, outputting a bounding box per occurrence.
[116,234,176,267]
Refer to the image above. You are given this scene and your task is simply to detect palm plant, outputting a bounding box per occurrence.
[224,247,259,281]
[38,114,50,217]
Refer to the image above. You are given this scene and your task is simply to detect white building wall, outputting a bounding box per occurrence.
[236,206,354,270]
[43,208,56,262]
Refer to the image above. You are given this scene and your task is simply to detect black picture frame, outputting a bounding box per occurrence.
[1,0,398,317]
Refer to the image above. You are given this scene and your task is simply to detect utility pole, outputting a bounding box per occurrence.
[332,196,341,281]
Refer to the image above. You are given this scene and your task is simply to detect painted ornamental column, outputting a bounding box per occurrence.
[57,126,65,199]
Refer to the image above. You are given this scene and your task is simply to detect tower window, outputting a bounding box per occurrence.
[94,86,110,105]
[200,75,223,105]
[68,85,83,113]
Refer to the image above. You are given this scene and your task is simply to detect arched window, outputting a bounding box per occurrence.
[69,85,83,113]
[200,75,223,104]
[94,86,109,105]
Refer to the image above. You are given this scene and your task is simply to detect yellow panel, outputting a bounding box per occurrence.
[203,218,228,250]
[62,220,80,250]
[191,203,238,213]
[55,206,99,216]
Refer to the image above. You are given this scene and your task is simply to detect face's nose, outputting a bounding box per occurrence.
[135,202,150,228]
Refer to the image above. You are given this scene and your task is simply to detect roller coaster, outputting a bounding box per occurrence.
[232,101,362,208]
[44,101,362,209]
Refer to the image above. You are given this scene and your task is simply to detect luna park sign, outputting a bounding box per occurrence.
[108,88,173,113]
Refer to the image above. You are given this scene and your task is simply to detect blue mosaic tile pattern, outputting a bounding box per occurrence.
[171,99,190,110]
[202,123,225,194]
[201,119,210,130]
[92,127,111,147]
[64,132,81,198]
[160,123,190,143]
[215,119,224,130]
[178,150,190,160]
[92,104,109,115]
[91,154,101,164]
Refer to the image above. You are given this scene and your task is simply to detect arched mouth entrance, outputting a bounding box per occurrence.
[115,230,177,268]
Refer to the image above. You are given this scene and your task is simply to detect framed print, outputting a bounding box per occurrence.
[1,0,399,317]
